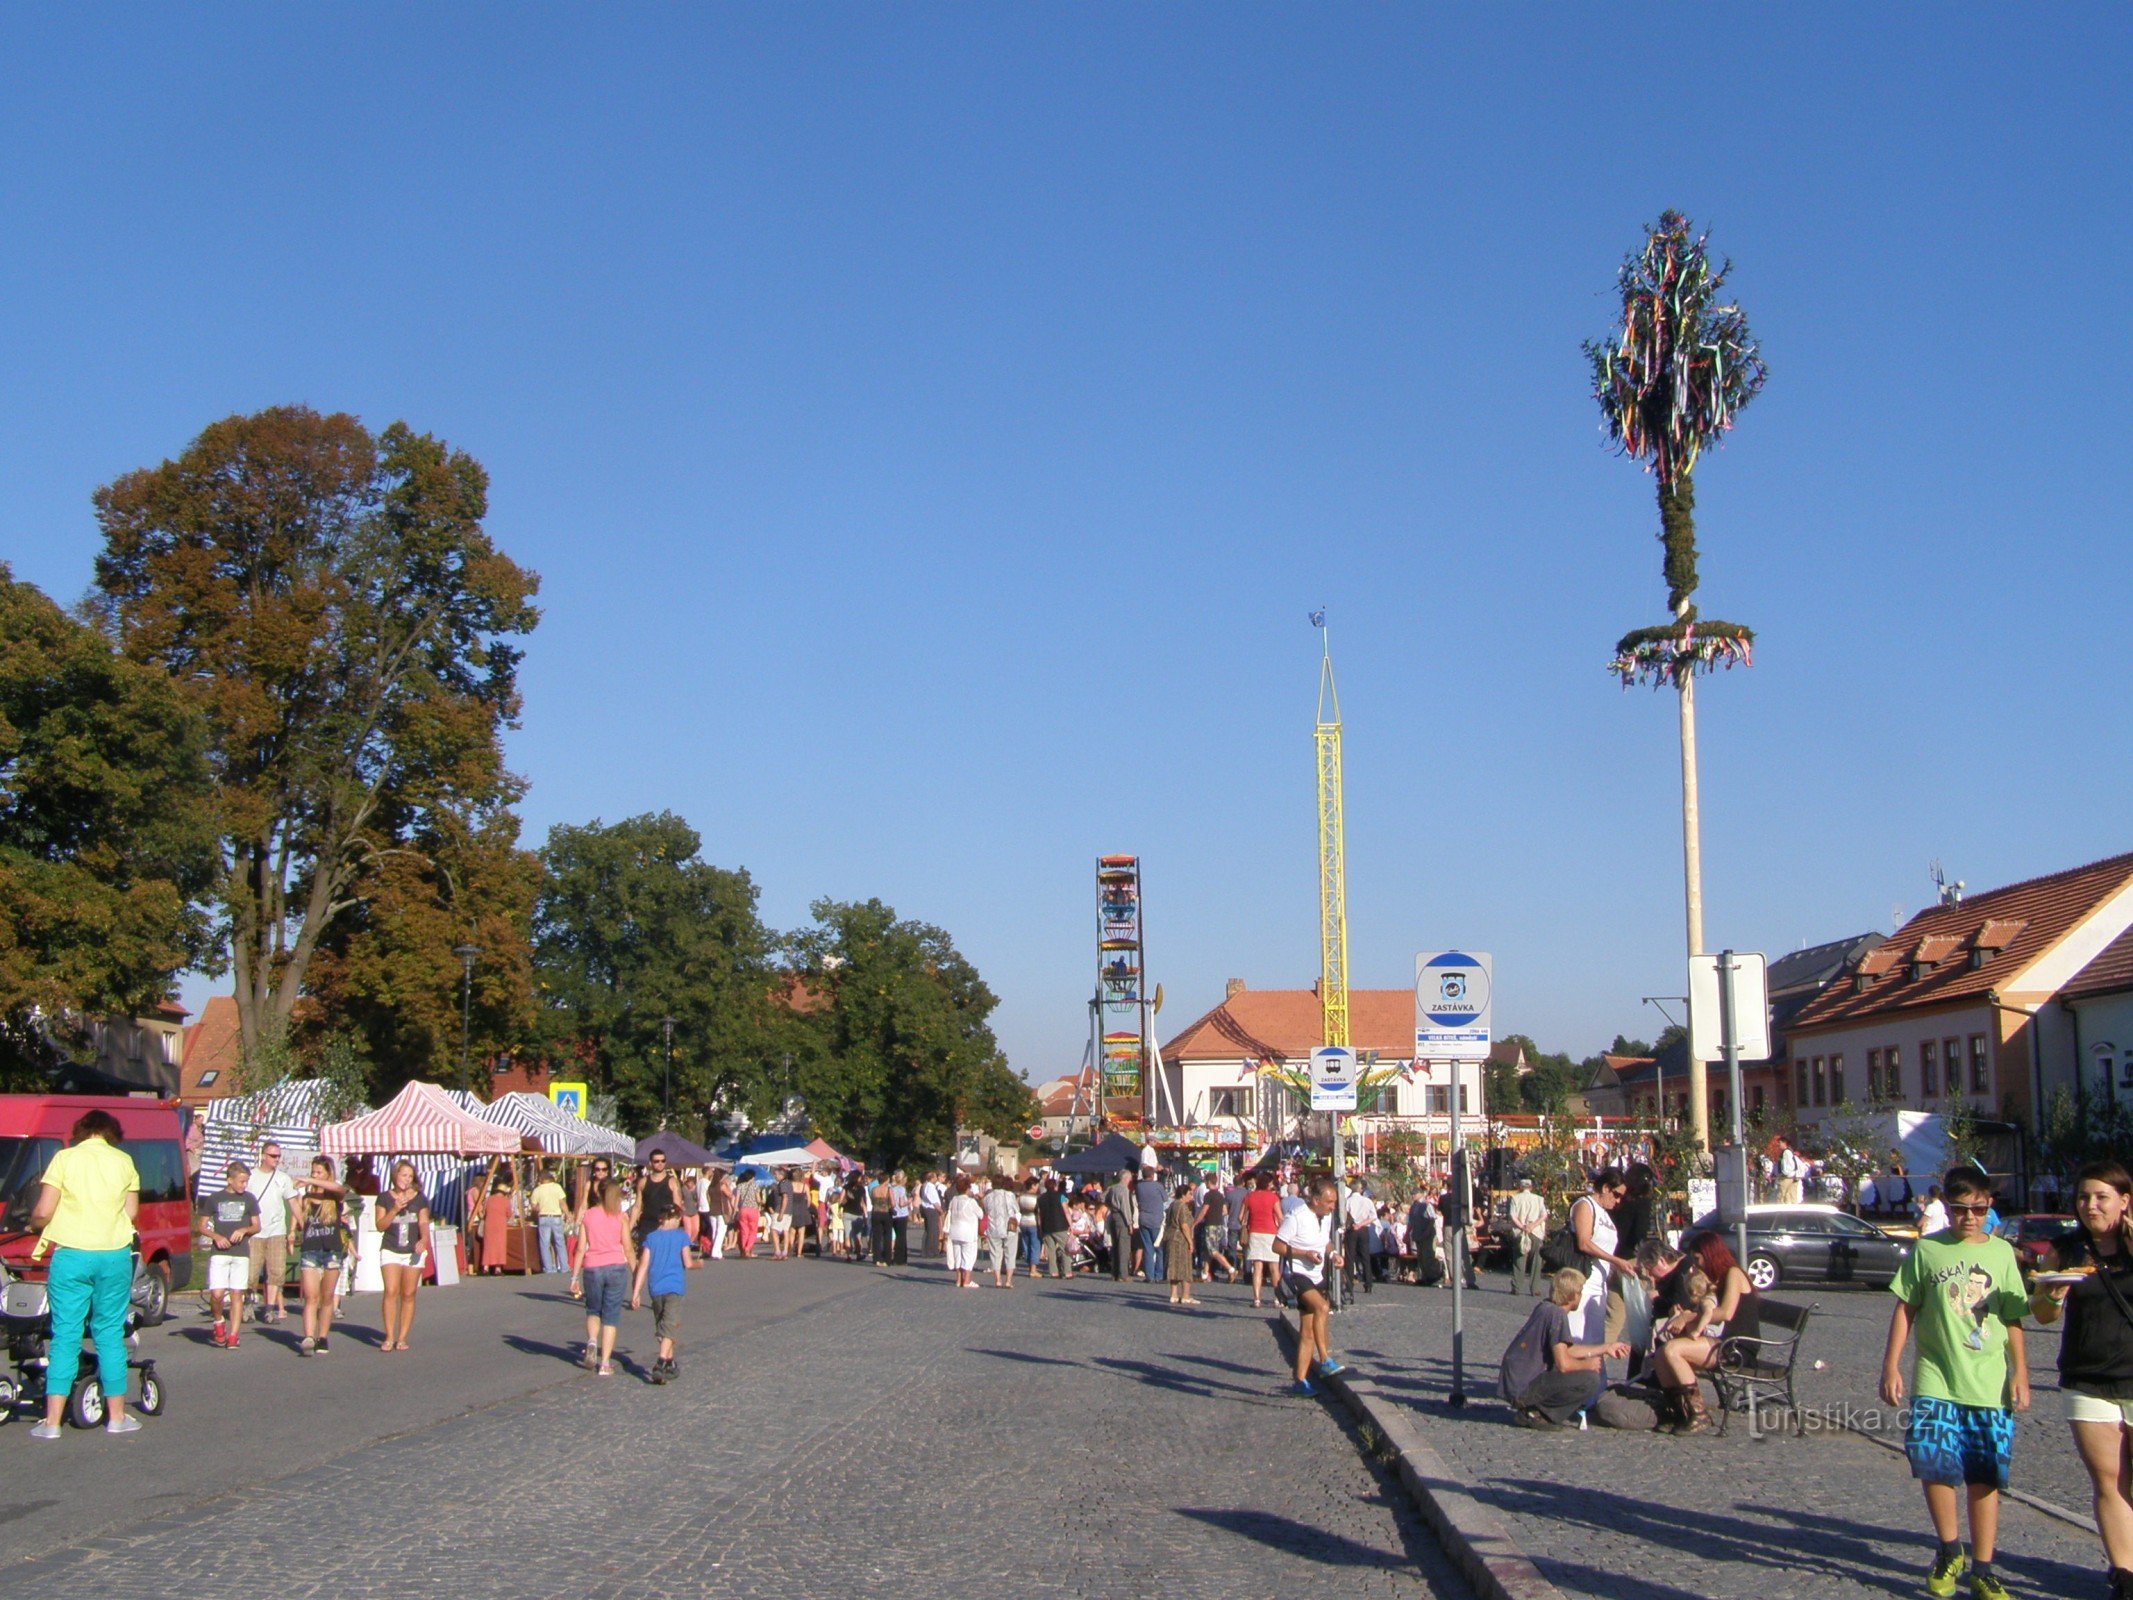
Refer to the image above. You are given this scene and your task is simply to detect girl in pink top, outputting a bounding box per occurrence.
[571,1182,637,1375]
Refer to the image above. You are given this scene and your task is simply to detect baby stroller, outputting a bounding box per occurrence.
[0,1252,167,1428]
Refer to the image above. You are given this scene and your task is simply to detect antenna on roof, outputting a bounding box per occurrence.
[1929,860,1964,907]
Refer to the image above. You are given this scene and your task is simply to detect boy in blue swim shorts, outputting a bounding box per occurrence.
[1881,1166,2030,1600]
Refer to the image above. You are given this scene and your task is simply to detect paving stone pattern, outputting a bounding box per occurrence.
[8,1265,1466,1600]
[1329,1279,2104,1600]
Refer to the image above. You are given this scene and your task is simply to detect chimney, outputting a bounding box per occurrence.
[1225,978,1246,1000]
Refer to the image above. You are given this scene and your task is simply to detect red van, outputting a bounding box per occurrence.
[0,1095,193,1321]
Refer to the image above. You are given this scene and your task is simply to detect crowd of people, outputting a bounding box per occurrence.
[23,1110,2133,1600]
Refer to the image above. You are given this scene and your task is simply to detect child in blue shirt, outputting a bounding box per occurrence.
[628,1208,696,1383]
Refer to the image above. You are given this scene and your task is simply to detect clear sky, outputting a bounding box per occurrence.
[5,9,2129,1081]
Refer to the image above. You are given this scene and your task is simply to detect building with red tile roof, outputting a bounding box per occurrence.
[1154,979,1483,1150]
[1785,851,2133,1132]
[2064,923,2133,1110]
[179,995,241,1107]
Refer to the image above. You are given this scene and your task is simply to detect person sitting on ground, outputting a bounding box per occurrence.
[1500,1267,1630,1430]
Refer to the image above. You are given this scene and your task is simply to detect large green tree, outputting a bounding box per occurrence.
[785,897,1033,1167]
[533,812,781,1134]
[0,566,218,1080]
[89,406,540,1065]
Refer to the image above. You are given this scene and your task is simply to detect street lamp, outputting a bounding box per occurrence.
[661,1016,677,1129]
[454,943,480,1091]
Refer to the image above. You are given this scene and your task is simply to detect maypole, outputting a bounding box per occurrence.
[1313,610,1349,1054]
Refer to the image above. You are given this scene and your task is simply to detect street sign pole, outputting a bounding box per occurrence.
[1718,949,1749,1274]
[1329,1115,1344,1314]
[1448,1058,1466,1407]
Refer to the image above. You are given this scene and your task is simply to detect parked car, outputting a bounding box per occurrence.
[2004,1213,2079,1278]
[0,1096,194,1322]
[1688,1203,1913,1292]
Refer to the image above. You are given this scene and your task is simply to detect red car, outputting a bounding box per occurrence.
[2006,1212,2079,1275]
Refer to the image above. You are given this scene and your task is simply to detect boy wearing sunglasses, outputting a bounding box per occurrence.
[1881,1166,2031,1600]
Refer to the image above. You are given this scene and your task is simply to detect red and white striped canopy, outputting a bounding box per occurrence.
[319,1079,524,1156]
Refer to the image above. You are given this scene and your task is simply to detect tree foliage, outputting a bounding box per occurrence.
[0,565,218,1081]
[533,813,780,1136]
[303,809,541,1097]
[785,898,1033,1168]
[89,407,539,1064]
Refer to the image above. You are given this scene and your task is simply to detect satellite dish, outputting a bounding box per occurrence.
[1152,984,1164,1015]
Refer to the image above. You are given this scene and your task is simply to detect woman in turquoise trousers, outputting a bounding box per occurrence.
[26,1108,141,1439]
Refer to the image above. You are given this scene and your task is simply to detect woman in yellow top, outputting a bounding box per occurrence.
[26,1109,141,1440]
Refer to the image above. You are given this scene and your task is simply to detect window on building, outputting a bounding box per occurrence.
[1207,1087,1246,1119]
[1944,1038,1963,1092]
[1831,1053,1847,1105]
[1920,1039,1937,1097]
[1796,1059,1810,1104]
[1969,1034,1989,1094]
[1752,1085,1765,1113]
[1866,1049,1882,1100]
[1812,1056,1826,1106]
[1884,1043,1902,1099]
[197,1069,219,1089]
[1426,1086,1449,1116]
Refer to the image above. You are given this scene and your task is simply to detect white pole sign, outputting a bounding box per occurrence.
[1688,952,1771,1062]
[1309,1045,1357,1112]
[1415,951,1492,1061]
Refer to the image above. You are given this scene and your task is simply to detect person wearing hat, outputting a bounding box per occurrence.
[1508,1176,1548,1297]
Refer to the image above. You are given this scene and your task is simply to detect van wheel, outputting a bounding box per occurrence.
[138,1262,170,1326]
[1746,1253,1781,1291]
[67,1376,106,1430]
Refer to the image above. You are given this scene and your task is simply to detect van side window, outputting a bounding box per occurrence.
[132,1140,186,1204]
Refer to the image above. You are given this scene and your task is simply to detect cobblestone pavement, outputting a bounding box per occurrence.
[1328,1275,2103,1600]
[8,1262,1466,1600]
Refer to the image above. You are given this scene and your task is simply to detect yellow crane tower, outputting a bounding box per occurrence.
[1312,610,1349,1051]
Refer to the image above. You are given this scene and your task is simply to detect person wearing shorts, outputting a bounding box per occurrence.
[198,1162,260,1349]
[629,1205,693,1383]
[245,1141,296,1324]
[1881,1167,2030,1600]
[374,1161,430,1353]
[576,1178,637,1377]
[1273,1177,1345,1395]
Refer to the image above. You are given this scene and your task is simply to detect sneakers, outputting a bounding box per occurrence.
[1968,1573,2009,1600]
[105,1415,142,1436]
[209,1322,229,1348]
[30,1421,61,1441]
[1514,1406,1562,1432]
[580,1342,599,1371]
[1316,1359,1348,1378]
[1291,1377,1317,1397]
[1926,1550,1967,1598]
[315,1338,330,1355]
[650,1357,677,1385]
[298,1336,316,1357]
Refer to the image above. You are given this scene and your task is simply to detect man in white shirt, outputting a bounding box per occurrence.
[1273,1177,1344,1395]
[1776,1140,1805,1205]
[1342,1178,1379,1297]
[918,1173,946,1257]
[246,1141,297,1325]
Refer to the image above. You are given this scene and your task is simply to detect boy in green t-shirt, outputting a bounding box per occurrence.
[1880,1166,2031,1600]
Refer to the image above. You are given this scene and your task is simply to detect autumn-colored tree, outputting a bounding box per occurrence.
[533,813,782,1135]
[302,809,541,1096]
[785,897,1034,1167]
[89,407,539,1065]
[0,566,218,1081]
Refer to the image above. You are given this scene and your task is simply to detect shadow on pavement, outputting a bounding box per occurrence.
[1479,1478,2086,1600]
[964,1347,1082,1367]
[1174,1506,1424,1569]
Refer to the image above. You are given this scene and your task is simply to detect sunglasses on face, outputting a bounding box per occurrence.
[1948,1203,1992,1216]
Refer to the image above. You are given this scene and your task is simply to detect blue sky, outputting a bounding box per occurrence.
[5,9,2129,1080]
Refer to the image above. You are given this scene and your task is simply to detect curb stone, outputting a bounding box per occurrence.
[1277,1305,1567,1600]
